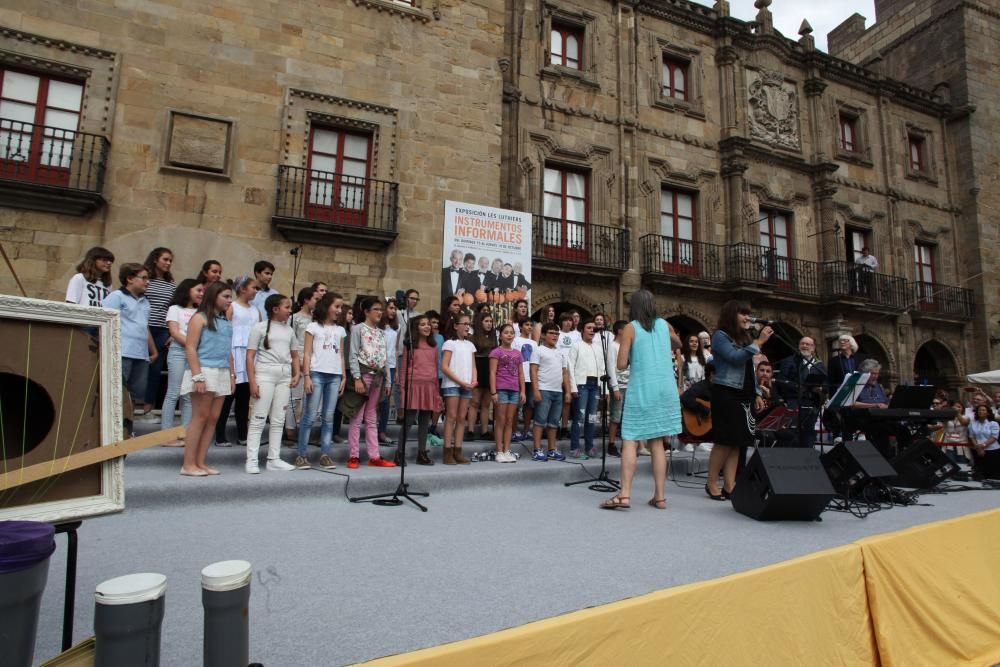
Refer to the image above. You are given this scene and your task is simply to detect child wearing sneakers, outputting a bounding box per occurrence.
[245,294,300,473]
[512,317,536,441]
[489,323,524,462]
[346,297,396,469]
[530,322,571,461]
[296,292,346,469]
[102,263,158,418]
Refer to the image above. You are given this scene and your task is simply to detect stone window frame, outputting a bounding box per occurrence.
[540,3,600,90]
[350,0,434,23]
[903,122,937,185]
[0,27,118,136]
[834,101,873,167]
[283,88,398,184]
[650,38,705,120]
[160,109,237,180]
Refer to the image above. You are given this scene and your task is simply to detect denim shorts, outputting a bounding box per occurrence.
[496,389,520,405]
[442,385,473,399]
[610,387,626,423]
[533,390,563,429]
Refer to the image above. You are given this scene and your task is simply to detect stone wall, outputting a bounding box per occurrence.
[0,0,505,302]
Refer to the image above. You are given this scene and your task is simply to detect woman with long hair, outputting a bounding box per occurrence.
[377,298,400,445]
[439,295,461,342]
[142,247,176,416]
[468,308,497,440]
[65,246,115,307]
[180,281,235,476]
[245,293,300,473]
[347,297,396,468]
[161,278,204,435]
[969,404,1000,480]
[682,334,708,391]
[395,315,443,465]
[706,300,773,500]
[601,289,682,510]
[213,275,260,447]
[285,286,319,443]
[197,260,223,285]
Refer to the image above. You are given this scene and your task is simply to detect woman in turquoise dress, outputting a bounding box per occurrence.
[601,289,682,510]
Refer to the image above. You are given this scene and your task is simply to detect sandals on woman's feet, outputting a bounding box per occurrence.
[599,495,630,510]
[648,497,667,510]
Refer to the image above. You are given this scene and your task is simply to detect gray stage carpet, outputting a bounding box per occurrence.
[29,426,1000,666]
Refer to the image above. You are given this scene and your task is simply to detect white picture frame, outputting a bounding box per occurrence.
[0,295,125,523]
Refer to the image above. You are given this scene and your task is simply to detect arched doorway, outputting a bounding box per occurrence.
[855,333,892,382]
[666,314,709,350]
[761,321,804,365]
[914,340,959,390]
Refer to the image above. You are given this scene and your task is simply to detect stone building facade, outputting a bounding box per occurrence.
[0,0,993,387]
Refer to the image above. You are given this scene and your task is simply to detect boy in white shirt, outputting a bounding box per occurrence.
[530,323,571,461]
[556,313,579,438]
[511,317,536,441]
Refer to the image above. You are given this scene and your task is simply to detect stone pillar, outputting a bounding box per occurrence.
[814,183,841,262]
[722,157,749,245]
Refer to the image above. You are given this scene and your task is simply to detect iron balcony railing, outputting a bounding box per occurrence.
[0,119,108,193]
[726,242,822,298]
[912,281,975,318]
[532,215,629,272]
[275,165,398,233]
[639,234,725,282]
[821,261,909,310]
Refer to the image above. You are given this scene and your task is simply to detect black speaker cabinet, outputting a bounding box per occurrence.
[732,449,835,521]
[890,438,959,489]
[820,440,897,493]
[0,296,124,522]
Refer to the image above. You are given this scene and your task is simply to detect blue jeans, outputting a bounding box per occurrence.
[160,345,192,429]
[570,379,599,450]
[297,372,341,456]
[377,367,396,434]
[121,357,149,404]
[145,326,170,405]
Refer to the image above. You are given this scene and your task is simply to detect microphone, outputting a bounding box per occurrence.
[394,289,407,311]
[749,317,773,326]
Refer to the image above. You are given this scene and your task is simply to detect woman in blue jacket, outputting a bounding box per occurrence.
[707,301,773,500]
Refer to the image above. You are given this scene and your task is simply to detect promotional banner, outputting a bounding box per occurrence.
[440,201,532,323]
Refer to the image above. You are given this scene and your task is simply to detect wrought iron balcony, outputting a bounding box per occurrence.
[0,119,108,215]
[272,165,398,250]
[821,261,910,311]
[531,216,629,273]
[726,242,822,299]
[639,234,725,284]
[911,281,975,320]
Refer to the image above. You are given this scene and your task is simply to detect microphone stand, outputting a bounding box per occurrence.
[350,313,430,511]
[565,325,619,492]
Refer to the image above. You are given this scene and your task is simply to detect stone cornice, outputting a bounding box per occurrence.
[830,175,960,213]
[635,0,718,35]
[289,88,398,117]
[521,94,715,149]
[0,26,116,60]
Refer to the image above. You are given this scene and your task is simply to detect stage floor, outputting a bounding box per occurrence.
[31,426,1000,666]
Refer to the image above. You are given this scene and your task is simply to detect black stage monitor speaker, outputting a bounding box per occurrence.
[820,440,897,493]
[732,449,835,521]
[890,438,959,489]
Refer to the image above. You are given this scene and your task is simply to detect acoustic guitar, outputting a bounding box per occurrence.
[682,398,712,438]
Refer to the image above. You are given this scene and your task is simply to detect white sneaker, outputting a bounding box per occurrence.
[245,461,260,474]
[698,443,714,452]
[499,451,512,462]
[266,458,295,471]
[684,444,695,453]
[637,447,651,456]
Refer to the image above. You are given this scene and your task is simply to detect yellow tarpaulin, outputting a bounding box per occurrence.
[859,508,1000,667]
[365,544,876,666]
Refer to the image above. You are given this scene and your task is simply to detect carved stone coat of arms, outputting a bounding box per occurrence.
[747,70,800,151]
